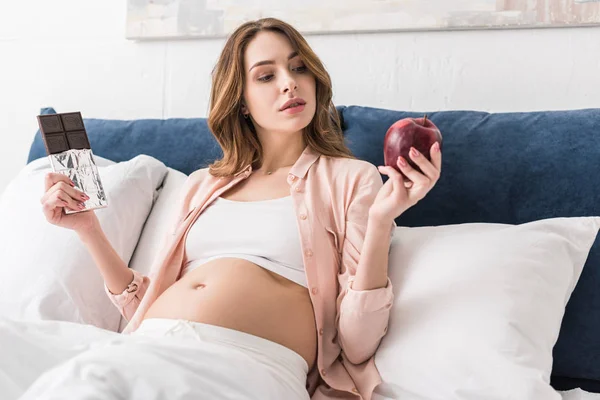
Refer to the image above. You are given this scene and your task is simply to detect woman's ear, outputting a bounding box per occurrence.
[240,101,249,116]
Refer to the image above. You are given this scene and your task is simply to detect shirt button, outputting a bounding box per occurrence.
[289,175,296,181]
[352,387,359,394]
[295,187,301,192]
[305,250,313,257]
[125,283,139,293]
[319,328,324,335]
[300,214,307,220]
[311,287,318,295]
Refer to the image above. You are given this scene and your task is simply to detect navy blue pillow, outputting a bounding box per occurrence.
[28,106,600,390]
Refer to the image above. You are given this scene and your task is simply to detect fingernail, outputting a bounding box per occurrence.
[398,157,407,167]
[410,147,420,157]
[70,181,75,187]
[433,142,440,152]
[78,202,85,209]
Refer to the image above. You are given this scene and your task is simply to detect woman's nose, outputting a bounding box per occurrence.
[281,75,298,94]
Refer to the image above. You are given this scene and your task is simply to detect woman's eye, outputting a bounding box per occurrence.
[257,74,274,82]
[256,65,306,82]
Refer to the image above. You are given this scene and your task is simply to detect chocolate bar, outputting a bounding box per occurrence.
[37,112,91,155]
[37,112,108,214]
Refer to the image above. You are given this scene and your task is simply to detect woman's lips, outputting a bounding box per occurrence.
[281,104,305,114]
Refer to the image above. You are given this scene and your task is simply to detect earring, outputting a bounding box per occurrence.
[243,113,249,120]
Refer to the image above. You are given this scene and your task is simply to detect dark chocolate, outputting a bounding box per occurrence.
[37,112,91,155]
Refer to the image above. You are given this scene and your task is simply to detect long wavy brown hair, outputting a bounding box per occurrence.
[207,17,355,178]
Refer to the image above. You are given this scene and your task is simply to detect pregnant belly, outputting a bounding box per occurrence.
[143,257,317,370]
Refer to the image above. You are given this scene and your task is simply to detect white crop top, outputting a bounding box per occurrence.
[182,195,307,287]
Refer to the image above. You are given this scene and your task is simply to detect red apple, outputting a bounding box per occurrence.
[383,115,442,178]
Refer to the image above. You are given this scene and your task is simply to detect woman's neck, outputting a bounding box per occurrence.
[257,133,306,174]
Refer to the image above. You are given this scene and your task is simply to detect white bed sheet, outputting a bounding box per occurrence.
[560,389,600,400]
[372,384,600,400]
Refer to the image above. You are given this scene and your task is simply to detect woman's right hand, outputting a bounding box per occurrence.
[41,172,99,233]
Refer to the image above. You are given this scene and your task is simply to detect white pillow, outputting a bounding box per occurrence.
[117,167,188,332]
[373,217,600,400]
[0,155,168,332]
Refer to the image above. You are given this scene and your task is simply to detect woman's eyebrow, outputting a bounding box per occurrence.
[248,51,299,72]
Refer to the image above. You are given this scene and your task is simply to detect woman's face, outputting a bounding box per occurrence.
[243,31,317,137]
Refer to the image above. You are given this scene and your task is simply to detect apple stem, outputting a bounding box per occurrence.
[423,114,428,125]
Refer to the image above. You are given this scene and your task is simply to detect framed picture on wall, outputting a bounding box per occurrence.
[126,0,600,40]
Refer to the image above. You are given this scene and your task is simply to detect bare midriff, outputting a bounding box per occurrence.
[143,257,317,371]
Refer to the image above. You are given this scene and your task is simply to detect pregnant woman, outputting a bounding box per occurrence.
[8,17,441,400]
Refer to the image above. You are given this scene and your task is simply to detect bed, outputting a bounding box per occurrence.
[0,105,599,399]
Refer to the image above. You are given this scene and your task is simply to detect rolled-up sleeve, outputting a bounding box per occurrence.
[336,165,396,365]
[104,269,150,322]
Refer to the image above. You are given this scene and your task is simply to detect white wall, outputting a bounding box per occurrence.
[1,2,599,194]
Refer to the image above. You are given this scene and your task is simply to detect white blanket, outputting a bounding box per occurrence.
[2,317,598,400]
[0,317,309,400]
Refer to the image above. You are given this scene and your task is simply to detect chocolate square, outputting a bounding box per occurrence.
[45,134,69,154]
[38,115,64,134]
[66,131,91,149]
[61,112,85,131]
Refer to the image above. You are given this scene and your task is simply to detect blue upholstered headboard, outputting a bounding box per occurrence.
[28,106,600,391]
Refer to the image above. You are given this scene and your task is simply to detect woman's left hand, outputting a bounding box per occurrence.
[369,142,442,223]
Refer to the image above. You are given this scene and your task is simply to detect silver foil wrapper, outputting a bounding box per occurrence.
[49,149,108,214]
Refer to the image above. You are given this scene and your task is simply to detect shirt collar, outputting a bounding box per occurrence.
[233,145,320,182]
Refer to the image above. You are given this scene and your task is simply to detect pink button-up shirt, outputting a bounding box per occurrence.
[106,145,396,400]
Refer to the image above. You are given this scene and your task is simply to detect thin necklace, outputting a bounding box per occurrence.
[264,163,295,175]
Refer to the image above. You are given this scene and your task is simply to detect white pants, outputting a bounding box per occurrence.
[0,317,310,400]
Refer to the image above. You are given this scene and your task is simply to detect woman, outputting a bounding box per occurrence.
[30,18,441,400]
